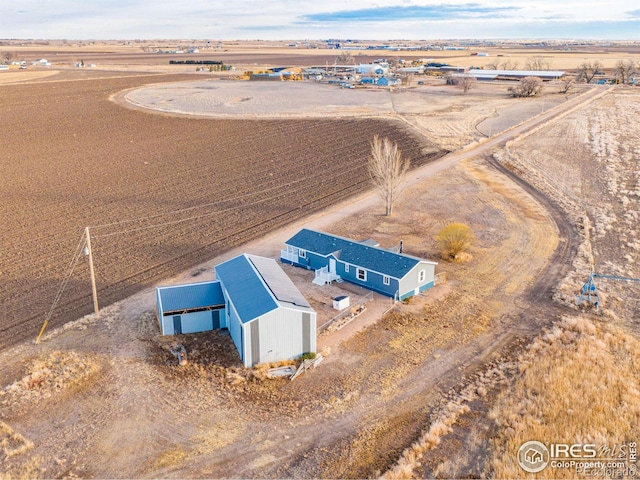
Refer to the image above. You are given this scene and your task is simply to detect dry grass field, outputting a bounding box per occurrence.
[1,44,639,479]
[396,87,640,478]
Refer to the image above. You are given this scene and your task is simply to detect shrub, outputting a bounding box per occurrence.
[300,352,316,361]
[437,223,475,260]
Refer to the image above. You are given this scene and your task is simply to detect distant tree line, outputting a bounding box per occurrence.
[576,60,638,84]
[169,60,223,65]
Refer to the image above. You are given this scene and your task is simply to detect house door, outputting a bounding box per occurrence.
[329,258,336,274]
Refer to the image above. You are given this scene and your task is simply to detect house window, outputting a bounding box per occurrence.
[299,249,306,258]
[357,268,367,281]
[383,275,390,285]
[418,270,426,283]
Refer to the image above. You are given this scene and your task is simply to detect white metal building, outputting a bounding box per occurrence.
[215,254,316,367]
[467,69,565,81]
[156,254,316,367]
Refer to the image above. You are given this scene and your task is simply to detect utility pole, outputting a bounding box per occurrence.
[85,226,99,315]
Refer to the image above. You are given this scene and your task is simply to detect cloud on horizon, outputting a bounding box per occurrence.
[0,0,638,39]
[301,4,520,22]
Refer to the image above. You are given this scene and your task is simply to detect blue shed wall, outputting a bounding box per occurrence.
[161,315,174,335]
[181,310,213,334]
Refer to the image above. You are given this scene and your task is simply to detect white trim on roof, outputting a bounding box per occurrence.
[468,69,565,77]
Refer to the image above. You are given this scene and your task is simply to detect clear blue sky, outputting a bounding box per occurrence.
[1,1,639,40]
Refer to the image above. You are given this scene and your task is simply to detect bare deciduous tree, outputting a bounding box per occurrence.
[526,56,550,71]
[613,60,637,84]
[444,73,477,93]
[1,51,18,64]
[486,61,501,70]
[502,59,519,70]
[559,76,575,94]
[368,135,410,216]
[336,51,356,65]
[576,60,602,83]
[458,75,477,93]
[403,73,415,86]
[508,76,543,97]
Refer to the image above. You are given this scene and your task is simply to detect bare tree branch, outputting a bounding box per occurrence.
[613,60,637,84]
[576,61,603,83]
[336,51,356,65]
[525,56,550,71]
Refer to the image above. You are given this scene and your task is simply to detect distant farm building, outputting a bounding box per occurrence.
[359,76,400,86]
[356,63,389,75]
[156,254,316,367]
[281,229,437,301]
[375,76,400,87]
[467,69,565,81]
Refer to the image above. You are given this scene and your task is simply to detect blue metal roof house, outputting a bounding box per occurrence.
[281,229,437,300]
[215,254,316,367]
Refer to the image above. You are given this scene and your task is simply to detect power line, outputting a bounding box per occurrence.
[90,173,324,239]
[90,174,311,232]
[36,230,86,343]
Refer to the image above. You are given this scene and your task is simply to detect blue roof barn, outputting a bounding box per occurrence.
[215,254,316,367]
[156,254,316,368]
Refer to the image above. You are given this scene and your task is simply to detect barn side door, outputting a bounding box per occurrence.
[250,319,260,366]
[173,315,182,335]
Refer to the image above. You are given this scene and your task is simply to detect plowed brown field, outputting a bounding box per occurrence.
[0,73,445,349]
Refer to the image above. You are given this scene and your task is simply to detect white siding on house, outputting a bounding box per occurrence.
[399,261,436,298]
